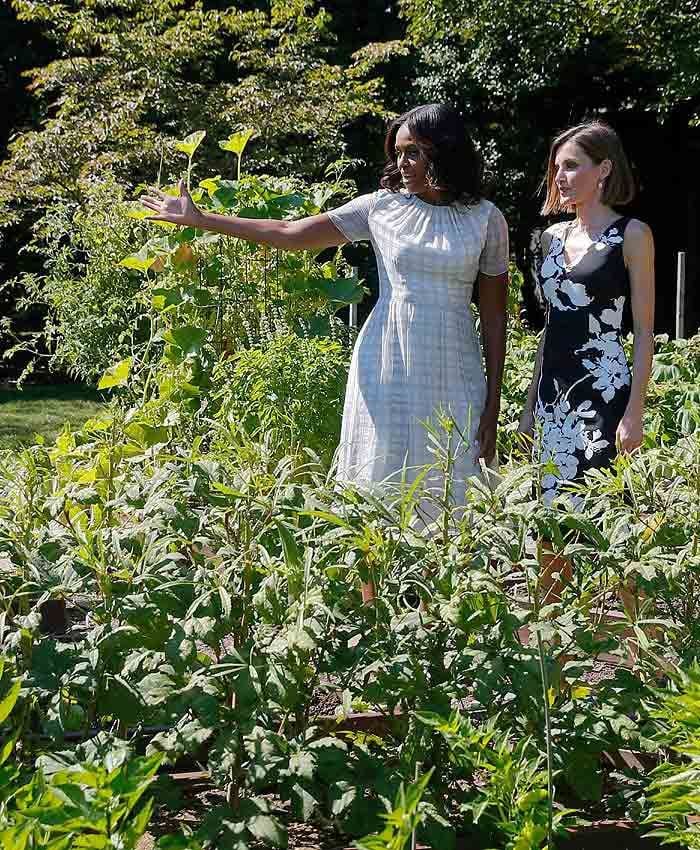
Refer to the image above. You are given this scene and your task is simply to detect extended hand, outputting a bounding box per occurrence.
[616,409,644,453]
[141,180,201,228]
[476,407,498,463]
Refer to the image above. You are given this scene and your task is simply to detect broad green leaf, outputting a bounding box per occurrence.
[152,286,184,311]
[0,679,22,724]
[120,244,158,272]
[139,673,175,706]
[290,783,318,821]
[175,131,206,157]
[199,177,221,194]
[314,275,364,305]
[247,813,286,847]
[162,326,207,356]
[125,423,170,448]
[218,129,257,157]
[98,358,132,390]
[0,730,18,765]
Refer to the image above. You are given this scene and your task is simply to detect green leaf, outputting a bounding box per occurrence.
[175,131,206,157]
[120,244,158,272]
[139,673,175,706]
[218,129,257,157]
[247,813,286,847]
[97,358,132,390]
[290,783,318,820]
[314,275,364,305]
[0,731,18,765]
[564,749,603,802]
[162,326,208,356]
[0,679,22,724]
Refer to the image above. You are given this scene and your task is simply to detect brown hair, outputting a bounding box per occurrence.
[380,103,483,206]
[541,121,636,215]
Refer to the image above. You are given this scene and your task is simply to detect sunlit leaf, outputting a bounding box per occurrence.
[0,679,22,724]
[175,130,206,157]
[97,358,132,390]
[218,128,257,157]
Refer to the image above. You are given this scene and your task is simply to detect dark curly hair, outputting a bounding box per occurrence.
[380,103,483,205]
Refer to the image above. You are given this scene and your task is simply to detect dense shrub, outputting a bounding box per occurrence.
[212,329,350,467]
[5,175,149,380]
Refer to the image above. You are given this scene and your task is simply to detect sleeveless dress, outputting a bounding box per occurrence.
[326,190,509,506]
[535,217,632,505]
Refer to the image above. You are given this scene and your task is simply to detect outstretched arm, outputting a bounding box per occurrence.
[617,220,655,453]
[141,180,348,251]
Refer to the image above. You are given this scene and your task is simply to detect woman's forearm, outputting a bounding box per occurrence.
[627,329,654,414]
[483,313,507,412]
[192,210,303,249]
[524,333,545,414]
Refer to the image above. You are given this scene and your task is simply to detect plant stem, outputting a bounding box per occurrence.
[536,627,555,848]
[533,540,555,849]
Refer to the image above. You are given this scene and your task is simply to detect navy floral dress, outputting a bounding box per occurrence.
[535,218,632,504]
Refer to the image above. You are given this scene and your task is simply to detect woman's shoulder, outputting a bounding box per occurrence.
[622,218,653,260]
[623,217,653,240]
[467,198,508,225]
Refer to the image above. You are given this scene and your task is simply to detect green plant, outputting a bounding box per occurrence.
[355,770,434,850]
[212,330,350,467]
[418,710,575,849]
[645,664,700,848]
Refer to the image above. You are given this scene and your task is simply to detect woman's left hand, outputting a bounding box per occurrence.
[616,408,644,453]
[476,406,499,463]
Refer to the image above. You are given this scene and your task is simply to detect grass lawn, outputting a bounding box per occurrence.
[0,383,105,451]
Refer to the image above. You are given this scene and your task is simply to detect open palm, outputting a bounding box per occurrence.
[141,180,200,227]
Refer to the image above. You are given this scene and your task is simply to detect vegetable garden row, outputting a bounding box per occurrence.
[1,137,700,849]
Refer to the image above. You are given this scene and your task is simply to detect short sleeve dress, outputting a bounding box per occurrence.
[534,218,633,505]
[327,189,508,504]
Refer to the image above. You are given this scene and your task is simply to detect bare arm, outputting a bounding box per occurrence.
[519,332,546,434]
[617,219,655,452]
[519,228,553,435]
[476,269,509,461]
[141,180,348,251]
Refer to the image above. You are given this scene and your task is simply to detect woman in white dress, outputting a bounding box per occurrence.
[142,103,509,538]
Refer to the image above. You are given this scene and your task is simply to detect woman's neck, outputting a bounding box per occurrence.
[573,199,616,233]
[416,187,452,205]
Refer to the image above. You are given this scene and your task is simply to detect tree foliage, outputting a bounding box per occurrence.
[0,0,393,229]
[399,0,700,231]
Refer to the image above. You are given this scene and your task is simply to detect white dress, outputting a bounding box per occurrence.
[327,189,509,506]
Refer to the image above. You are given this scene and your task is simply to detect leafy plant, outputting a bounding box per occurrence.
[645,664,700,848]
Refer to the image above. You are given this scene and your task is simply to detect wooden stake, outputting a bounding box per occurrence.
[676,251,687,340]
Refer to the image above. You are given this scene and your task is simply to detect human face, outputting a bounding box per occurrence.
[394,123,430,197]
[553,140,610,209]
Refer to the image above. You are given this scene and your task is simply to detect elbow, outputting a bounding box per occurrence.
[271,220,307,251]
[265,221,293,250]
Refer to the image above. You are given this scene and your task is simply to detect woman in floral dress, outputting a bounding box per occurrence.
[518,121,654,608]
[520,121,654,507]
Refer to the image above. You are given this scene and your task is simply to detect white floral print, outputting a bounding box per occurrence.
[540,236,593,312]
[576,296,631,402]
[536,379,609,504]
[594,227,624,250]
